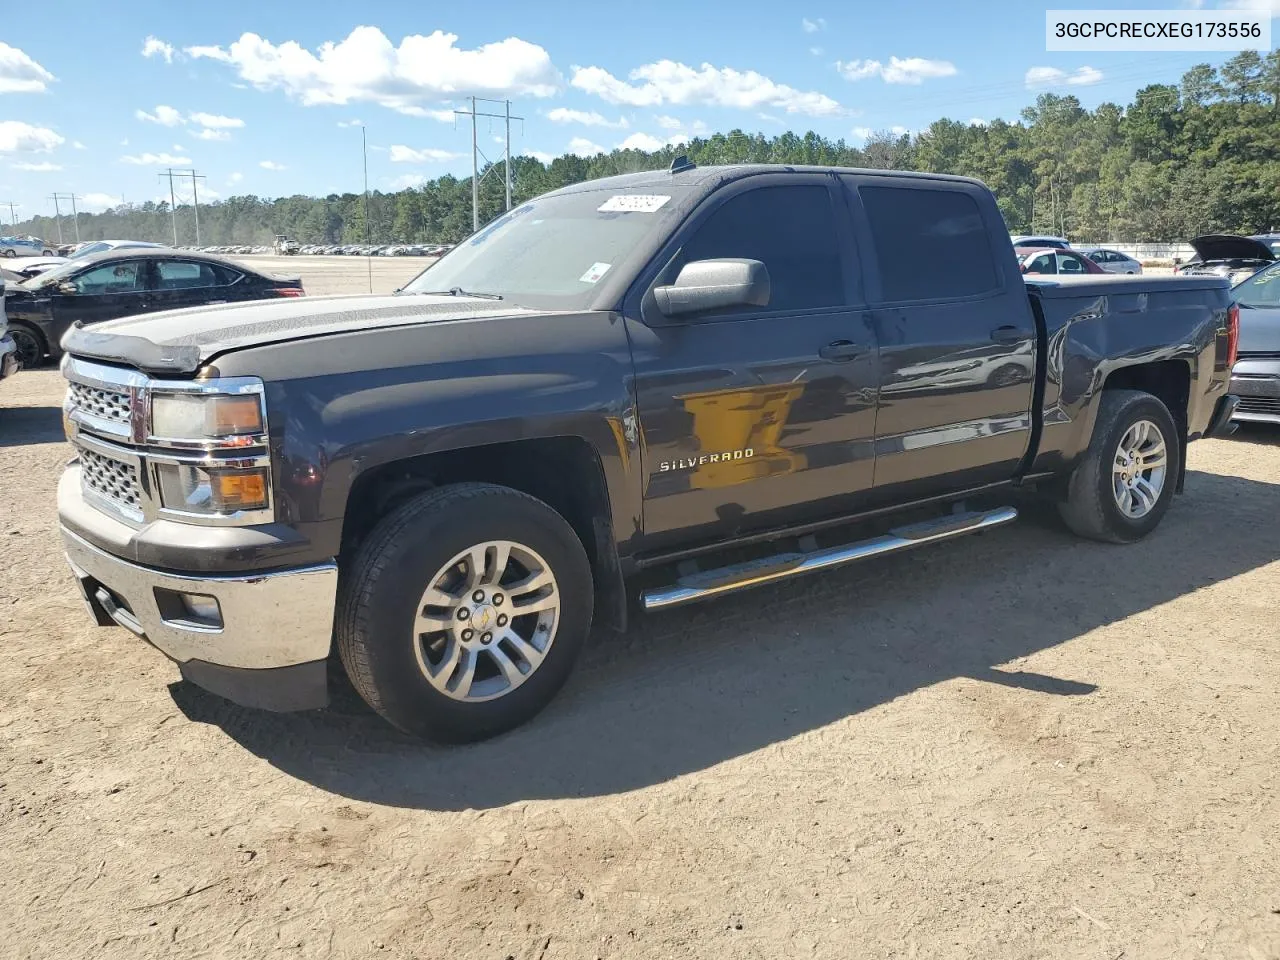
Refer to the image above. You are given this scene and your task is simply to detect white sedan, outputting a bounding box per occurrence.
[1078,247,1143,275]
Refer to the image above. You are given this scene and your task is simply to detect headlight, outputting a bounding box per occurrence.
[154,462,270,516]
[150,392,264,444]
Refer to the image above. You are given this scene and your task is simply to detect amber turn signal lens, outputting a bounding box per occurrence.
[212,469,268,511]
[210,396,264,436]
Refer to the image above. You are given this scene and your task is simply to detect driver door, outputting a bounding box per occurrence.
[52,258,153,328]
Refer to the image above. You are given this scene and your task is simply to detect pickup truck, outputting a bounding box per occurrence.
[55,162,1240,742]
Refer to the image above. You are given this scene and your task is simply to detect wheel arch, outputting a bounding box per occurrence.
[7,319,48,367]
[340,436,628,632]
[1100,360,1190,492]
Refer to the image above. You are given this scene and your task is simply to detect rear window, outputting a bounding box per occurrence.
[860,186,999,302]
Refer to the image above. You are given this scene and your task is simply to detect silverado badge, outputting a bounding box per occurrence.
[658,449,755,472]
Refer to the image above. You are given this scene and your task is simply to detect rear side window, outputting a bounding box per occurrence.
[859,186,999,302]
[212,265,243,286]
[156,260,218,289]
[679,184,845,313]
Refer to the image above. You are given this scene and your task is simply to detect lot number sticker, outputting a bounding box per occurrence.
[579,262,612,284]
[598,195,671,213]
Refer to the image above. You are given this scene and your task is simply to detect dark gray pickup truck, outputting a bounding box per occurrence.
[56,162,1239,741]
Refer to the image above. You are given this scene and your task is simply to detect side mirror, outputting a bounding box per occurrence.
[56,281,78,295]
[653,258,770,317]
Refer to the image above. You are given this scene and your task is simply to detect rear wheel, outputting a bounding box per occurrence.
[9,325,45,369]
[1058,389,1180,543]
[1,249,14,259]
[336,483,594,742]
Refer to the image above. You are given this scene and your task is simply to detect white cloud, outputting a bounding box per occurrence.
[0,43,55,94]
[189,112,244,129]
[120,138,129,146]
[390,173,428,190]
[400,107,459,121]
[526,150,555,163]
[567,137,605,156]
[229,172,243,184]
[11,160,61,171]
[72,140,86,149]
[1025,65,1104,88]
[546,107,628,128]
[1221,0,1280,15]
[141,36,175,63]
[185,27,560,116]
[80,193,122,211]
[617,132,673,151]
[851,126,874,140]
[891,125,911,136]
[137,105,185,126]
[337,118,364,128]
[969,117,988,127]
[837,57,957,85]
[802,17,827,32]
[0,121,64,154]
[810,47,825,57]
[121,152,192,165]
[572,60,842,116]
[654,114,682,130]
[171,142,185,151]
[259,159,286,170]
[389,145,459,163]
[192,129,230,141]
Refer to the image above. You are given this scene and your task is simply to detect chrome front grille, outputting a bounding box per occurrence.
[79,447,143,518]
[1236,397,1280,415]
[67,380,132,425]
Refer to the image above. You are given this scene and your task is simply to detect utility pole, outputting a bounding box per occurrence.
[50,194,82,242]
[454,98,524,232]
[182,170,206,246]
[49,194,64,244]
[160,169,178,245]
[0,201,18,227]
[361,124,372,293]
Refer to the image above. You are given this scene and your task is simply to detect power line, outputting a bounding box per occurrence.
[454,97,524,231]
[157,169,205,246]
[0,201,18,228]
[50,193,82,243]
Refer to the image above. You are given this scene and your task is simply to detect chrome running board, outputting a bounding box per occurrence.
[639,506,1018,612]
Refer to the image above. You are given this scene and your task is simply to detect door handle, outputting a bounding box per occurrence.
[819,340,861,362]
[990,325,1031,344]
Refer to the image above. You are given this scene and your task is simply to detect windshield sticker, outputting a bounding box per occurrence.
[579,262,612,284]
[598,194,671,214]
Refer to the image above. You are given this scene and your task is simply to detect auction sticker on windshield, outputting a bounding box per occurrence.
[598,195,671,213]
[579,262,612,284]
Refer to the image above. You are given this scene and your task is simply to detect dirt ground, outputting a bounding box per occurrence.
[1,258,1277,959]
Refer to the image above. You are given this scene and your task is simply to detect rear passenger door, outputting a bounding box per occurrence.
[840,175,1036,500]
[149,258,234,313]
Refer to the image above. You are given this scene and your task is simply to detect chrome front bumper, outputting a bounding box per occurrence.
[1230,359,1280,424]
[62,527,338,710]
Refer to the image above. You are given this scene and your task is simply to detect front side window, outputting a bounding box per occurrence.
[675,184,845,313]
[1057,253,1086,274]
[859,185,998,301]
[1025,253,1056,275]
[69,261,144,294]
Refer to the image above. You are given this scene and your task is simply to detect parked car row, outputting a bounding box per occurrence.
[183,243,454,257]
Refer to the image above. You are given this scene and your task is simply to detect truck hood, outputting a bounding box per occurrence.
[61,293,547,375]
[1188,234,1276,264]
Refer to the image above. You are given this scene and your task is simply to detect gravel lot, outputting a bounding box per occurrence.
[1,257,1278,959]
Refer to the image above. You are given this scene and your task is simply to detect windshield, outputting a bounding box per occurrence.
[23,258,86,289]
[70,242,112,259]
[1234,262,1280,308]
[401,187,689,310]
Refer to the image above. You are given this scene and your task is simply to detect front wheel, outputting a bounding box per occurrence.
[1058,389,1180,543]
[1,249,14,259]
[336,483,594,742]
[9,326,45,369]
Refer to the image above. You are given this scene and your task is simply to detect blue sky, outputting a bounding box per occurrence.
[0,0,1273,223]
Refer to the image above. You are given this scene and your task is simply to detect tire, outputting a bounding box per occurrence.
[9,325,46,369]
[336,482,594,742]
[1,249,14,258]
[1057,389,1180,544]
